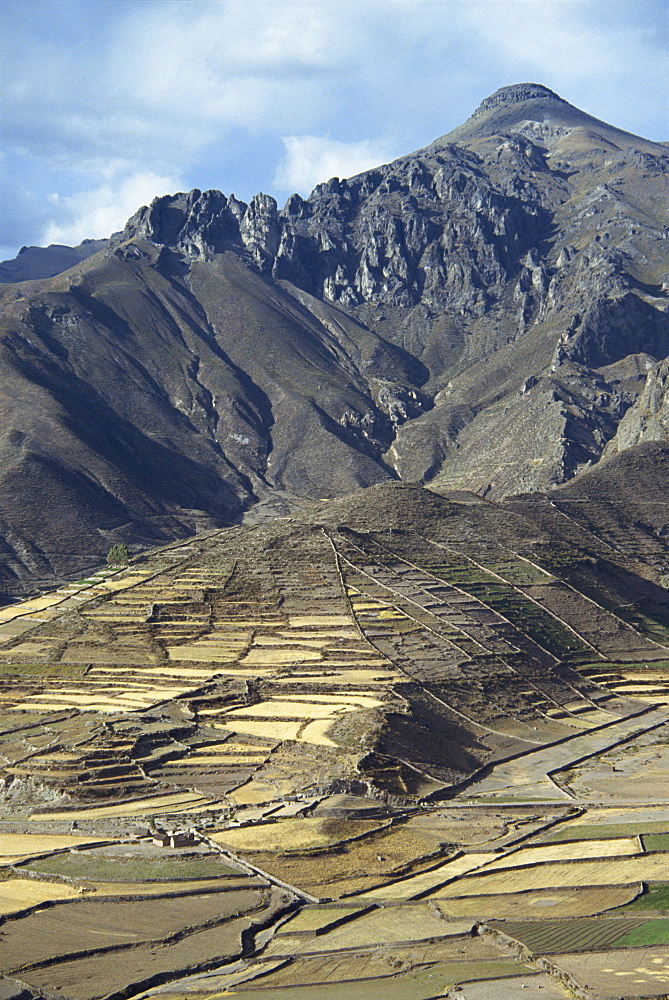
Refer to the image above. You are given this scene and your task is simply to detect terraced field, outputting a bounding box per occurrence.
[1,483,669,999]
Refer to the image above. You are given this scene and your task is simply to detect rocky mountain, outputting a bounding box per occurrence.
[0,83,667,593]
[0,239,108,283]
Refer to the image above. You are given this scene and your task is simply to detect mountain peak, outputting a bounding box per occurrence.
[471,83,566,117]
[434,81,661,152]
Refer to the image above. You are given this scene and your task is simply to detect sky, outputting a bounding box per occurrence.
[1,0,668,261]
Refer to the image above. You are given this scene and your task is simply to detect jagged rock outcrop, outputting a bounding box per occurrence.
[604,357,669,456]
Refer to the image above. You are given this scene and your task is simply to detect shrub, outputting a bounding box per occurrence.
[107,543,131,567]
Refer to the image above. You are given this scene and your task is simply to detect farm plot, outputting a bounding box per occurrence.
[0,889,265,973]
[644,834,669,851]
[359,533,592,661]
[260,937,505,990]
[463,705,668,802]
[355,853,493,901]
[515,583,662,660]
[613,884,669,913]
[28,790,224,821]
[62,877,259,898]
[619,607,669,645]
[542,806,669,842]
[193,959,533,1000]
[214,826,483,899]
[450,546,555,587]
[393,807,528,849]
[276,904,370,936]
[552,947,669,996]
[614,920,669,946]
[0,660,86,678]
[214,692,388,748]
[443,974,578,999]
[227,778,289,805]
[459,582,591,661]
[138,739,272,797]
[431,854,669,897]
[16,889,290,1000]
[434,884,642,920]
[0,639,61,661]
[488,917,658,954]
[8,677,196,714]
[478,837,642,872]
[211,817,385,854]
[346,584,485,667]
[561,743,669,801]
[544,700,622,728]
[0,877,81,915]
[232,954,436,992]
[166,628,252,662]
[0,833,104,856]
[20,850,239,882]
[263,903,474,956]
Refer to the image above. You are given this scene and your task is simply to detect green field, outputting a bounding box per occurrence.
[20,852,239,882]
[0,662,87,677]
[643,834,669,852]
[617,607,669,643]
[543,822,669,842]
[612,918,669,946]
[614,884,669,913]
[424,559,589,659]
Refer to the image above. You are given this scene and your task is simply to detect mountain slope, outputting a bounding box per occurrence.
[0,240,425,591]
[0,83,667,591]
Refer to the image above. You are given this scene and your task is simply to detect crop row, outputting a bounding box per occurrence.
[495,917,649,954]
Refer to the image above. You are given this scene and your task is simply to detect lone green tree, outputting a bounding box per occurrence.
[107,543,131,567]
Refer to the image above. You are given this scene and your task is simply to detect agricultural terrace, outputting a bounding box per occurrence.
[0,486,669,998]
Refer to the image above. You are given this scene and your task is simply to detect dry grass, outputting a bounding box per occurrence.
[480,837,642,871]
[357,853,493,901]
[435,884,642,920]
[212,817,381,853]
[288,616,353,627]
[437,855,669,897]
[29,791,214,821]
[0,878,80,914]
[240,648,323,665]
[0,834,103,856]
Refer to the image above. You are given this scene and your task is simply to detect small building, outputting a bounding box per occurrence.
[151,829,199,848]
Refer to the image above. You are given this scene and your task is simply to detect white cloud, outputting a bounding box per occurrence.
[465,1,643,76]
[274,136,396,194]
[457,0,669,132]
[43,170,182,247]
[107,1,357,133]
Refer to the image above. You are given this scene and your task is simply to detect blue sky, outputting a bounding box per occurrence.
[1,0,668,261]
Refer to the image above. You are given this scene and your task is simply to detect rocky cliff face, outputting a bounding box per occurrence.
[0,83,667,591]
[119,83,669,498]
[604,357,669,456]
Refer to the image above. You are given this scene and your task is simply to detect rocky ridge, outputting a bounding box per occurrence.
[0,83,667,590]
[117,83,669,498]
